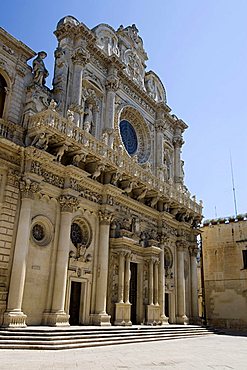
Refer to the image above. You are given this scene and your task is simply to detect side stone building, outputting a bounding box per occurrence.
[0,16,202,328]
[201,215,247,330]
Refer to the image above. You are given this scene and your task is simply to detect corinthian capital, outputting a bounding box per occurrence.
[98,210,113,225]
[173,136,184,148]
[154,119,166,132]
[176,239,188,251]
[72,49,90,66]
[189,244,199,257]
[105,75,119,92]
[19,178,40,199]
[59,195,79,212]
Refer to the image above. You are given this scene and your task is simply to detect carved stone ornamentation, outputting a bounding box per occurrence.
[32,51,49,86]
[71,49,90,66]
[19,178,40,199]
[59,195,79,213]
[98,210,113,225]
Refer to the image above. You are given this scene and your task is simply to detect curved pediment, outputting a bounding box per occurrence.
[144,71,167,103]
[92,24,119,57]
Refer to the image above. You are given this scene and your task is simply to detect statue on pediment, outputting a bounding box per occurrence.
[32,51,49,86]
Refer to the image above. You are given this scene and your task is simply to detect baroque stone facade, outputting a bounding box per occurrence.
[0,17,202,328]
[202,215,247,330]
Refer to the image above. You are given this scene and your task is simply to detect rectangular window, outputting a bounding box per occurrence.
[242,250,247,269]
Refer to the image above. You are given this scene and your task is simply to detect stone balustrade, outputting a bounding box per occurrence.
[27,108,202,216]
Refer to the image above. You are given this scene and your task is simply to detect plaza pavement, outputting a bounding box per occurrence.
[0,334,246,369]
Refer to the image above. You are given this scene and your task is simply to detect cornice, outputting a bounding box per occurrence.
[0,27,35,61]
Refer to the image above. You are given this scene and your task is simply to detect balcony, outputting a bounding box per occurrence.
[22,107,202,219]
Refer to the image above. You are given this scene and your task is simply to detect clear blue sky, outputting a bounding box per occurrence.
[1,0,247,220]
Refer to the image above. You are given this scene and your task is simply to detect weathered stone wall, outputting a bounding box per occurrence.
[202,219,247,330]
[0,169,20,325]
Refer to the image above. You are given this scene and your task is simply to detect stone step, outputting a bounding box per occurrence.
[0,331,214,350]
[0,327,211,339]
[0,329,212,343]
[0,326,216,350]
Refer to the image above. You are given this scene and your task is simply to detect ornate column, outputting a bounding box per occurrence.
[3,179,39,327]
[158,242,169,325]
[189,243,199,323]
[71,49,89,127]
[173,135,184,183]
[48,195,78,326]
[176,240,189,324]
[146,257,160,324]
[148,259,154,306]
[104,65,119,148]
[118,251,125,303]
[155,108,165,170]
[94,210,112,325]
[115,251,132,326]
[154,260,159,306]
[124,252,131,304]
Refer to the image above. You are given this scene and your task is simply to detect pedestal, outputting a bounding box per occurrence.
[114,302,132,326]
[146,305,160,325]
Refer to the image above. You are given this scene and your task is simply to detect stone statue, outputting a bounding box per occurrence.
[83,103,93,133]
[32,51,49,86]
[31,132,49,150]
[54,144,68,162]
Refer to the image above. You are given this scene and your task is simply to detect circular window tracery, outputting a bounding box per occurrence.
[31,216,53,247]
[118,106,151,163]
[32,224,45,241]
[70,219,92,248]
[119,120,138,155]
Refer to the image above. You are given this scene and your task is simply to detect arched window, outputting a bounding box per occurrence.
[0,74,7,118]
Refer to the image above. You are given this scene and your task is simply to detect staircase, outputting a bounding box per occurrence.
[0,325,217,350]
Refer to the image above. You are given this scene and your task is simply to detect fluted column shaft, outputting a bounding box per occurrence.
[124,253,131,304]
